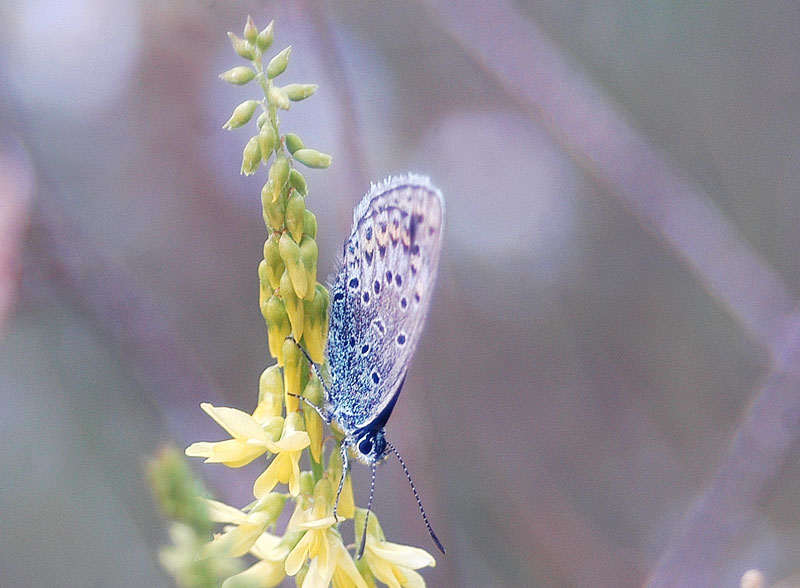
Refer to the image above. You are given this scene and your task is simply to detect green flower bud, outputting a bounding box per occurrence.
[257,365,284,420]
[223,99,259,130]
[299,236,318,301]
[263,415,284,442]
[302,285,329,363]
[220,66,256,86]
[284,133,304,155]
[241,135,261,175]
[283,83,318,101]
[280,269,304,340]
[282,338,306,411]
[303,209,317,239]
[258,123,276,162]
[266,46,292,78]
[267,85,291,110]
[243,15,258,44]
[302,376,324,463]
[285,192,306,242]
[252,492,287,526]
[227,32,255,60]
[256,20,274,52]
[264,296,291,363]
[263,234,284,290]
[279,232,308,298]
[268,156,289,202]
[261,183,285,230]
[292,148,332,169]
[299,471,314,499]
[256,112,268,128]
[289,168,308,197]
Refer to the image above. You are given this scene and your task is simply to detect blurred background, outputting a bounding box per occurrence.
[1,0,799,587]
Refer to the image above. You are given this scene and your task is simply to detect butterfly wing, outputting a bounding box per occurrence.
[326,175,444,432]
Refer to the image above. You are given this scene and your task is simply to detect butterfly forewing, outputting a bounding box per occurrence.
[326,175,444,432]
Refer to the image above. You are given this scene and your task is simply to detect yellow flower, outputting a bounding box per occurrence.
[222,532,290,588]
[253,412,310,497]
[284,480,368,588]
[355,509,435,588]
[185,403,277,468]
[202,495,286,558]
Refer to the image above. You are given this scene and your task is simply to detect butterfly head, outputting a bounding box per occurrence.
[352,428,389,464]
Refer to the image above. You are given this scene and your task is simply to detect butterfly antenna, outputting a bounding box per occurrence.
[385,441,445,554]
[356,463,377,560]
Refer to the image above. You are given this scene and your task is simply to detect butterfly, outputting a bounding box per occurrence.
[298,174,445,557]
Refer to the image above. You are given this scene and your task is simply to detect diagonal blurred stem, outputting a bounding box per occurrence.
[423,0,800,585]
[24,197,249,506]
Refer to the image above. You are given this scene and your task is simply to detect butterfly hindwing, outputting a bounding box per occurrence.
[326,175,444,432]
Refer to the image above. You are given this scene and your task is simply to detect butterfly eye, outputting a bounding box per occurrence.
[359,437,373,455]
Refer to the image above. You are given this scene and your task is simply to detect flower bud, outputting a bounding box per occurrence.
[252,492,287,527]
[302,209,317,239]
[241,135,261,175]
[285,192,306,242]
[219,66,257,86]
[258,259,272,315]
[302,376,324,464]
[223,99,259,129]
[280,269,304,340]
[282,338,305,411]
[289,168,307,197]
[283,83,318,101]
[279,232,308,298]
[299,236,318,300]
[263,415,284,442]
[268,156,289,202]
[284,133,304,155]
[243,16,258,44]
[302,285,329,363]
[258,123,276,162]
[256,20,274,52]
[299,471,314,499]
[227,32,255,60]
[292,148,332,169]
[261,183,285,230]
[267,85,291,110]
[266,46,292,78]
[264,296,291,363]
[263,234,284,290]
[255,365,284,421]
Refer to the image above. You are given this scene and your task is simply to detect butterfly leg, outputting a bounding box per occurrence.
[285,336,331,399]
[333,439,349,522]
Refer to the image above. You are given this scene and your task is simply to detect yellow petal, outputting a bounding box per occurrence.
[190,438,267,467]
[223,559,286,588]
[331,539,368,588]
[201,403,268,441]
[274,430,311,452]
[204,499,247,524]
[368,542,435,570]
[285,531,313,576]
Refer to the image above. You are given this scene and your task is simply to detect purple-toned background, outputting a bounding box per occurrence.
[2,1,799,587]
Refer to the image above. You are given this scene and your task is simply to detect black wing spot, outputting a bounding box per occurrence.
[365,226,373,240]
[333,291,344,301]
[363,292,370,303]
[373,280,380,294]
[371,372,380,384]
[411,244,420,256]
[400,297,408,309]
[379,245,386,258]
[386,270,393,283]
[349,277,359,288]
[348,336,356,348]
[410,264,417,276]
[397,333,406,345]
[373,319,385,333]
[409,214,419,242]
[414,292,421,302]
[361,344,369,355]
[365,250,374,265]
[395,274,403,286]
